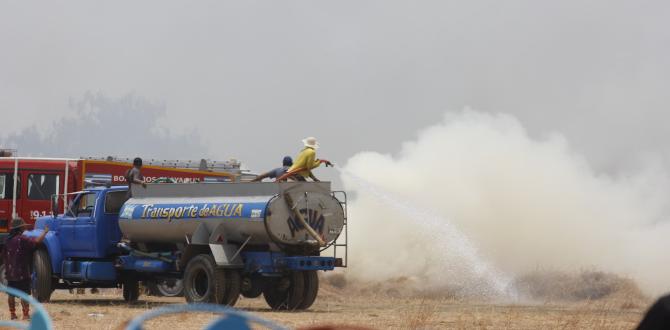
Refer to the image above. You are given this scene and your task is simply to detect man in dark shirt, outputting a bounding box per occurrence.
[3,218,48,320]
[126,157,147,198]
[251,156,293,182]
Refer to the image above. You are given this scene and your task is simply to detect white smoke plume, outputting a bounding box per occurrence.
[341,110,670,295]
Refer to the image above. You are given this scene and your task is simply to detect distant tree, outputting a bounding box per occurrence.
[1,92,208,160]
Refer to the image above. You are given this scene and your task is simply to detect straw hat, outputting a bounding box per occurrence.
[302,137,319,149]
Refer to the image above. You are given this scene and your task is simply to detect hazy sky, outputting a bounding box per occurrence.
[2,1,669,179]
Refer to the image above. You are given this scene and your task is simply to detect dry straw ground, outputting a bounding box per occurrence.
[0,271,653,329]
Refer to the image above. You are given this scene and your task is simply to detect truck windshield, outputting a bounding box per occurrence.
[27,174,60,200]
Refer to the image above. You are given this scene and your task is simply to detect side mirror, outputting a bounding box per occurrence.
[51,195,58,218]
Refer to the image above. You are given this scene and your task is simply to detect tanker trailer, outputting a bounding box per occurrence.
[26,182,347,310]
[120,181,347,309]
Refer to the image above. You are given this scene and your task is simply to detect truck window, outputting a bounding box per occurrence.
[27,174,60,200]
[0,174,20,200]
[104,191,128,214]
[72,193,97,217]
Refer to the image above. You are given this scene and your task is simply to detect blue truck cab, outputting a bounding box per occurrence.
[23,185,345,309]
[34,186,125,260]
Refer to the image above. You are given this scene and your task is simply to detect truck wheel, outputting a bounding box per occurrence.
[146,279,184,297]
[263,271,305,310]
[241,276,263,299]
[222,269,241,306]
[158,279,184,297]
[297,271,319,310]
[183,254,226,304]
[32,249,53,303]
[145,281,159,295]
[123,278,140,302]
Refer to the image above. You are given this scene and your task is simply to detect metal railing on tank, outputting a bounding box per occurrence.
[330,191,348,267]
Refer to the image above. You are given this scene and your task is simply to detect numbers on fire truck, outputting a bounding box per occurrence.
[30,210,48,220]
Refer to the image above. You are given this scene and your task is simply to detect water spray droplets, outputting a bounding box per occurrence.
[338,167,518,300]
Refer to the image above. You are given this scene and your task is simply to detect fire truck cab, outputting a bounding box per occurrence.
[0,159,73,233]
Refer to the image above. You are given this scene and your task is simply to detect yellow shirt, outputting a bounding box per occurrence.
[288,147,321,178]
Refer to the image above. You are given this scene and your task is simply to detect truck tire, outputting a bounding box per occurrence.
[183,254,226,304]
[241,276,263,299]
[263,271,305,310]
[297,270,319,310]
[145,281,159,295]
[32,249,53,303]
[222,269,241,306]
[123,278,140,302]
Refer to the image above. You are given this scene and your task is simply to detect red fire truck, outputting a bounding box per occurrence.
[0,154,251,241]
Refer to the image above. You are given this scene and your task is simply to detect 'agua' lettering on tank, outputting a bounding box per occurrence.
[287,209,325,238]
[119,202,266,221]
[196,203,244,218]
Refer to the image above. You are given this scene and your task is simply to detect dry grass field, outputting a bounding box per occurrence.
[0,272,653,329]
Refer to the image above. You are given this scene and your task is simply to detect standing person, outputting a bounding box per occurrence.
[278,137,332,182]
[3,218,48,320]
[126,157,147,198]
[251,156,293,182]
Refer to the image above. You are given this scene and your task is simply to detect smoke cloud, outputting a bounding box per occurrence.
[1,93,208,160]
[342,110,670,295]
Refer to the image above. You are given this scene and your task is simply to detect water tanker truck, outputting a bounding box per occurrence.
[25,182,347,310]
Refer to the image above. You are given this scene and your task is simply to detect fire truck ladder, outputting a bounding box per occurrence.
[83,157,245,173]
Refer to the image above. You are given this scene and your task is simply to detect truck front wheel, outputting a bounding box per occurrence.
[183,254,226,304]
[32,249,53,303]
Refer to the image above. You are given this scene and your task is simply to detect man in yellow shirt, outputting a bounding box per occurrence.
[278,137,332,181]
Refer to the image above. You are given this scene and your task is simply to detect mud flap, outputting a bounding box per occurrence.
[209,244,244,267]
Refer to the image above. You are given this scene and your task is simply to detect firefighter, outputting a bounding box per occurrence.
[3,218,48,320]
[126,157,147,198]
[278,137,332,182]
[251,156,293,182]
